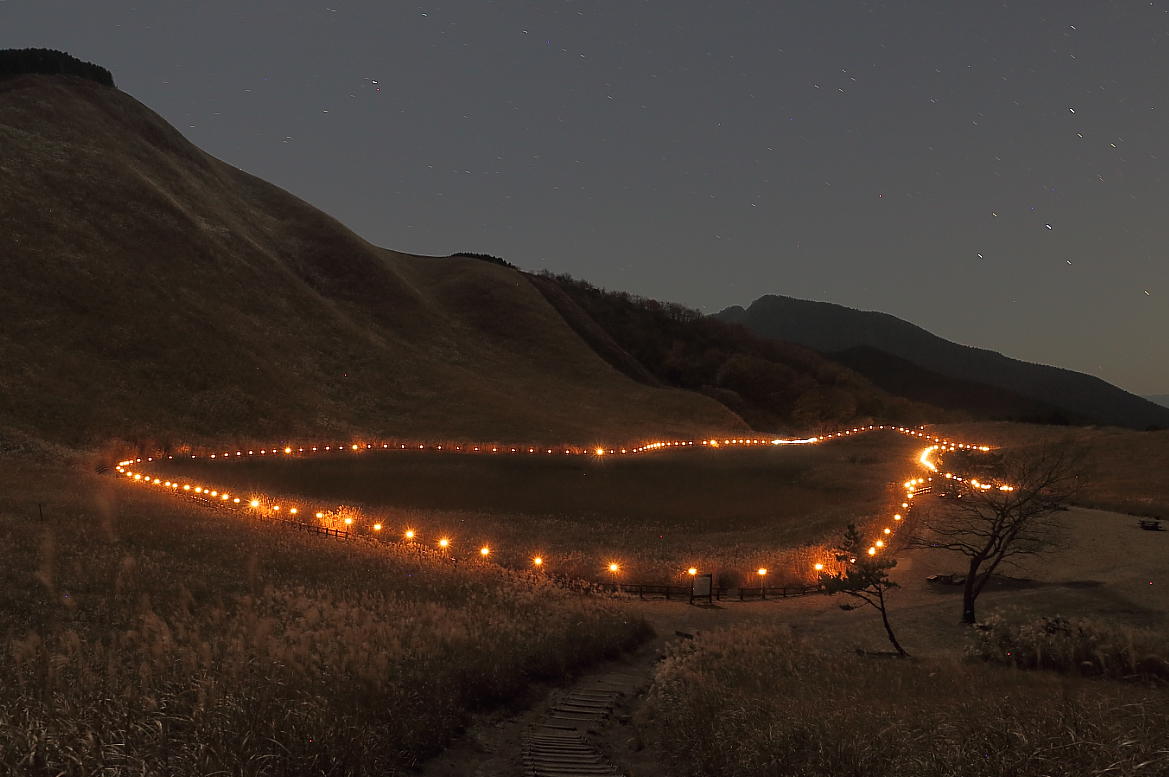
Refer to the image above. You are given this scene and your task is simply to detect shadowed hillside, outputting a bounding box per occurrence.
[1147,395,1169,410]
[718,295,1169,430]
[528,273,937,432]
[0,74,744,447]
[826,346,1092,425]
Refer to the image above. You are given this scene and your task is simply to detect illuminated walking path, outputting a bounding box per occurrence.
[115,425,994,585]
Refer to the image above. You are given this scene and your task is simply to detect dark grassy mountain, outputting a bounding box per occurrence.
[826,346,1092,425]
[527,273,938,432]
[0,73,745,447]
[718,295,1169,431]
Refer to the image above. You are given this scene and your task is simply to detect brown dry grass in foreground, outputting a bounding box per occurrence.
[0,460,649,775]
[931,423,1169,519]
[645,626,1169,777]
[148,432,926,585]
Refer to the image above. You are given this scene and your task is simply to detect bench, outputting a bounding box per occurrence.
[926,573,967,585]
[1138,519,1164,531]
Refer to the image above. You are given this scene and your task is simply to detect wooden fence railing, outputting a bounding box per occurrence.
[736,584,823,600]
[273,517,350,540]
[594,582,824,601]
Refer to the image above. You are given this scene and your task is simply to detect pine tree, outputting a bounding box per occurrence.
[819,523,908,657]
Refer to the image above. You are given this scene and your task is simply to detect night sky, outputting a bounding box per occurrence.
[4,1,1167,395]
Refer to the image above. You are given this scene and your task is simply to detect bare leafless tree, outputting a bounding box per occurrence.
[910,441,1086,624]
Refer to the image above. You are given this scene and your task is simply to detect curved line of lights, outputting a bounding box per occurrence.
[115,425,995,582]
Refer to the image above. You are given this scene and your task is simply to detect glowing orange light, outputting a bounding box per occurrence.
[758,568,767,576]
[533,557,543,566]
[250,500,259,507]
[344,517,353,525]
[480,546,490,556]
[373,523,382,531]
[609,563,619,572]
[814,563,824,571]
[868,547,877,555]
[289,508,297,514]
[439,539,449,548]
[688,567,697,575]
[285,447,292,454]
[405,530,415,539]
[595,448,605,455]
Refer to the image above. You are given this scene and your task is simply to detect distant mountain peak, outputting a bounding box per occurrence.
[716,295,1169,431]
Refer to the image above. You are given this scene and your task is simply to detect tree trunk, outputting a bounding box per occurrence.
[962,557,982,624]
[878,588,909,657]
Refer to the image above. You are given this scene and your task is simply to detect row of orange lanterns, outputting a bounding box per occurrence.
[122,424,943,466]
[117,425,996,579]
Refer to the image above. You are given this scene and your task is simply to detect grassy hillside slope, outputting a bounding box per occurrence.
[718,295,1169,430]
[0,74,744,447]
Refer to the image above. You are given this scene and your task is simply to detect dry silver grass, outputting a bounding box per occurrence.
[644,625,1169,777]
[0,463,650,775]
[968,614,1169,683]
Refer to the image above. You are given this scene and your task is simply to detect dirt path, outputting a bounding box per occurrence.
[418,506,1169,776]
[416,596,798,777]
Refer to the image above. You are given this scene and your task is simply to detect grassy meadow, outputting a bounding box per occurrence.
[931,423,1169,518]
[142,430,927,585]
[644,625,1169,777]
[0,458,649,776]
[632,425,1169,776]
[2,424,1164,776]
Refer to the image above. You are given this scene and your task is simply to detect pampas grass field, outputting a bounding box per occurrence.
[644,625,1169,777]
[932,423,1169,519]
[0,459,649,775]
